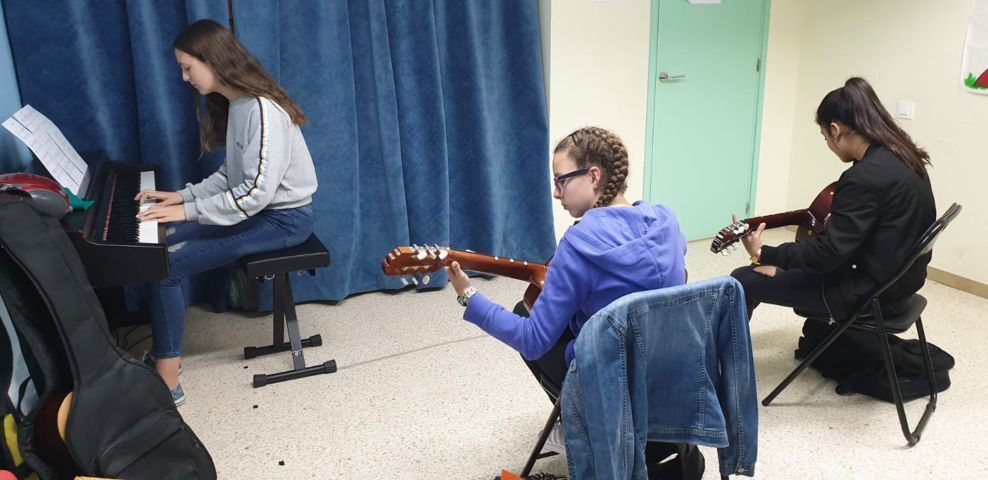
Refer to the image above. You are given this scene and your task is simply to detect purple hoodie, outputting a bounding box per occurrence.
[463,201,687,362]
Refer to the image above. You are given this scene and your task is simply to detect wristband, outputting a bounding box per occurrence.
[457,287,478,307]
[750,248,762,266]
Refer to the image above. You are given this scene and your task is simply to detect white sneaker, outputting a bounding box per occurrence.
[543,420,566,454]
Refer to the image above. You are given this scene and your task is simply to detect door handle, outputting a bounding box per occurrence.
[658,72,686,83]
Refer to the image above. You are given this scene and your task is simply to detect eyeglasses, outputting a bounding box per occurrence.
[553,168,589,192]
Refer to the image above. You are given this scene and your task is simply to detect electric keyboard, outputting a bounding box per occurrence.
[62,154,169,287]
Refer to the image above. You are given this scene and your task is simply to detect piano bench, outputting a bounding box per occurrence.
[237,234,336,388]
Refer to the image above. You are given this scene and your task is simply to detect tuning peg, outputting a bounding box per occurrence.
[438,249,448,260]
[416,250,427,260]
[411,276,419,286]
[422,274,430,285]
[400,276,409,286]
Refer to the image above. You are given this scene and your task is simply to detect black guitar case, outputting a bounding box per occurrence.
[0,198,215,479]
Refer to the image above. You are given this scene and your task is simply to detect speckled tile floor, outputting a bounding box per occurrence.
[130,229,988,479]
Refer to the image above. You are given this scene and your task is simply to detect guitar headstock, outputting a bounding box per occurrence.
[381,244,450,286]
[710,221,751,254]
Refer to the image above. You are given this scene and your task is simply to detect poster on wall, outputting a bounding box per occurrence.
[962,0,988,94]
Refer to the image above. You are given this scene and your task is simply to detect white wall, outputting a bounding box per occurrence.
[751,0,803,216]
[547,0,652,238]
[544,0,988,286]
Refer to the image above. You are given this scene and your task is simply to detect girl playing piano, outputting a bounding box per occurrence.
[135,19,317,406]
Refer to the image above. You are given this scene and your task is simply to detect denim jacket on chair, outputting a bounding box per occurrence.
[561,276,757,478]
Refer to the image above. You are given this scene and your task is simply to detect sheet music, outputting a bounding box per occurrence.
[2,105,90,196]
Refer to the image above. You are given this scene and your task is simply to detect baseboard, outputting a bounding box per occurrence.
[927,267,988,300]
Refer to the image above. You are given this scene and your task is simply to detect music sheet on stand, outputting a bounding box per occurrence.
[1,105,90,196]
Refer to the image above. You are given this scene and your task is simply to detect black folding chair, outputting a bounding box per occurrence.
[517,397,562,478]
[762,203,962,446]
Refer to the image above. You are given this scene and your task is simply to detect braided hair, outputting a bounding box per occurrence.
[553,127,630,208]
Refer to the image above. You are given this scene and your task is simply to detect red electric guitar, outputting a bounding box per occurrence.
[710,182,837,254]
[381,245,548,310]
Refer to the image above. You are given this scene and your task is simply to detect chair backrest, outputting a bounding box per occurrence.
[863,202,962,305]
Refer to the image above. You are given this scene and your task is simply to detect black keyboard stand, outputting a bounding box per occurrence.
[238,234,336,387]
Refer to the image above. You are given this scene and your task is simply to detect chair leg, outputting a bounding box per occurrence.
[875,308,937,446]
[762,316,860,406]
[519,397,561,477]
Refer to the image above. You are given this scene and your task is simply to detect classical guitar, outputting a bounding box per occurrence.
[710,182,837,254]
[381,245,548,310]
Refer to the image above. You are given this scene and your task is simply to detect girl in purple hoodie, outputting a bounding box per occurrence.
[446,127,698,476]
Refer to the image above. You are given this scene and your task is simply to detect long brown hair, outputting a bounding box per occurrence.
[554,127,630,208]
[173,19,306,152]
[816,77,930,179]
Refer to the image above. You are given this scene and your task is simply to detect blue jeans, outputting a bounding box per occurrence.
[149,205,314,358]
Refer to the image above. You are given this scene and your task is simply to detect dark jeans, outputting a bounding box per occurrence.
[730,264,843,321]
[511,302,705,478]
[149,205,314,358]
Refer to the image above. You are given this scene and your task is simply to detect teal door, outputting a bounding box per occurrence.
[645,0,768,240]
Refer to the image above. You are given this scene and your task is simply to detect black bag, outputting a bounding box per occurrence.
[0,198,216,479]
[795,318,954,403]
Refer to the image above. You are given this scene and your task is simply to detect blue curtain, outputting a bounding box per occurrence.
[0,0,31,173]
[2,0,555,305]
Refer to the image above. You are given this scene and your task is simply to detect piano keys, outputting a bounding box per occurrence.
[62,153,169,288]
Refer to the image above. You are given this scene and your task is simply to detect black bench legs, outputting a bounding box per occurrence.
[239,234,337,388]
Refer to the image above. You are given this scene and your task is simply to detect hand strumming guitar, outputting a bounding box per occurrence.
[731,213,775,277]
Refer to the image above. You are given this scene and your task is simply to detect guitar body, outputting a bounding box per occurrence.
[711,182,836,253]
[32,390,80,477]
[523,283,542,312]
[794,182,836,243]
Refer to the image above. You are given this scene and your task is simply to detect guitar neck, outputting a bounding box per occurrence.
[744,209,812,230]
[446,250,547,287]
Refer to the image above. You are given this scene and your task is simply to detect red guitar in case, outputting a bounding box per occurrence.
[0,172,71,219]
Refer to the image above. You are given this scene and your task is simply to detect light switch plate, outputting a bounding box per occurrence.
[896,100,915,120]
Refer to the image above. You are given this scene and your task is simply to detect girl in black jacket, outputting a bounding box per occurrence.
[732,77,935,322]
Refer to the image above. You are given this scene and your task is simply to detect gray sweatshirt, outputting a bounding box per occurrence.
[178,96,316,225]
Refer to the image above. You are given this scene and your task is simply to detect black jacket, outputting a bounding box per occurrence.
[761,145,935,317]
